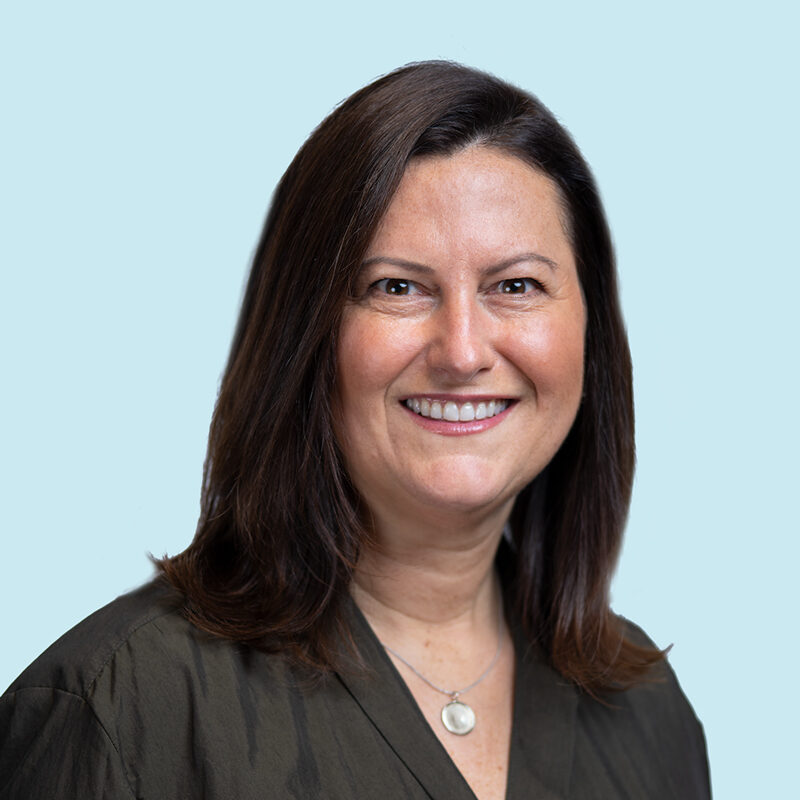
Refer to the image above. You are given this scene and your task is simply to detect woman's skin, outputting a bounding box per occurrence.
[337,145,586,800]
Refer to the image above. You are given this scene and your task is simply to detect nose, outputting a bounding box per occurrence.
[425,293,495,383]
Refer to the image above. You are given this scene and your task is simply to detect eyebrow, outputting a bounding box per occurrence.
[360,252,559,276]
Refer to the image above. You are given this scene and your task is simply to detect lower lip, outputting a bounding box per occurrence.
[401,402,514,435]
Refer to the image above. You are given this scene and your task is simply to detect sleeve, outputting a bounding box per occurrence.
[0,686,136,799]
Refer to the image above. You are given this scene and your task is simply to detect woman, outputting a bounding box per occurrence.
[0,62,710,799]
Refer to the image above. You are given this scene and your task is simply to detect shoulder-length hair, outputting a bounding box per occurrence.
[159,61,663,692]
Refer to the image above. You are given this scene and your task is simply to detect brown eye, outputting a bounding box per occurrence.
[386,279,410,294]
[498,278,539,294]
[373,278,419,295]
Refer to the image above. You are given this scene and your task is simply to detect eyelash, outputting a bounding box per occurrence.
[367,277,545,296]
[494,278,544,295]
[370,278,421,296]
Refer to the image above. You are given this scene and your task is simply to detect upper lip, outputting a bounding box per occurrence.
[400,393,515,402]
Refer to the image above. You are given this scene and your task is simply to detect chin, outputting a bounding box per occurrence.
[405,465,523,519]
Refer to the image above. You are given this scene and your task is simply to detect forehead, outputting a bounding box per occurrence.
[366,146,574,266]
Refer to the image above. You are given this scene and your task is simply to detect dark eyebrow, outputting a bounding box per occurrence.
[484,252,559,275]
[360,252,558,276]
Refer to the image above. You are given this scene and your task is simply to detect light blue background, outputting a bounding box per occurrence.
[2,2,797,796]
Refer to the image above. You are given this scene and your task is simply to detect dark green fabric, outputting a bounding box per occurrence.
[0,580,710,798]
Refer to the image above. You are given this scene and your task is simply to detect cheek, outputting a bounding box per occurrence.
[510,313,586,403]
[336,313,421,405]
[334,313,422,486]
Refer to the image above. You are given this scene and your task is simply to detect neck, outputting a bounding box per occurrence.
[351,508,508,636]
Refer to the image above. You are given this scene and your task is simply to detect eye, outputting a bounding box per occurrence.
[496,278,542,294]
[372,278,420,295]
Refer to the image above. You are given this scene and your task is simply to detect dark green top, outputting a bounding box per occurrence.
[0,579,710,798]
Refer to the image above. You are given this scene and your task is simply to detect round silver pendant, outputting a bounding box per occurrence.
[441,699,476,735]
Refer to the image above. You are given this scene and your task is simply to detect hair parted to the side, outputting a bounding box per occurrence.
[157,60,664,692]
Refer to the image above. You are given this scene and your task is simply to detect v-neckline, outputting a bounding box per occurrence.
[335,598,578,800]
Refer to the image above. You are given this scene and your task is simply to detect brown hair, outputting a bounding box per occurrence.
[158,61,663,691]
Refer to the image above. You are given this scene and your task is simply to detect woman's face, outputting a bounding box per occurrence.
[335,146,586,528]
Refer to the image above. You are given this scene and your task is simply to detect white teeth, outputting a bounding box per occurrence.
[443,401,459,421]
[405,398,509,421]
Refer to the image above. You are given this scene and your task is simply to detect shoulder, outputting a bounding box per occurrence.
[609,616,702,733]
[3,578,185,700]
[604,617,702,731]
[1,575,295,722]
[571,617,711,799]
[0,578,296,798]
[1,579,186,797]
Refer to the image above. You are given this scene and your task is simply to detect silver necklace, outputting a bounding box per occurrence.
[381,602,504,736]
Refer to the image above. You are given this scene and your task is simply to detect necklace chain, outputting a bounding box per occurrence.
[380,600,504,700]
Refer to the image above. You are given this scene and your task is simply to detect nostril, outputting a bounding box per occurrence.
[421,300,496,383]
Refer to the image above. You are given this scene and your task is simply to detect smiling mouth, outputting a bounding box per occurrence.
[403,398,511,422]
